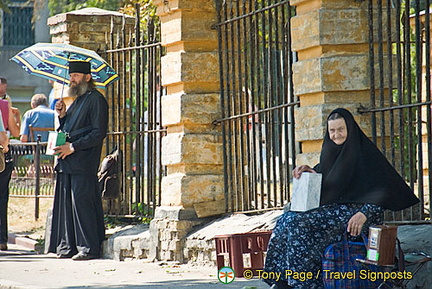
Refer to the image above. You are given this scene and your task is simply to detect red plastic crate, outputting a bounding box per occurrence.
[214,231,272,277]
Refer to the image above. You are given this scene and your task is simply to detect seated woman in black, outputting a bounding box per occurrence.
[263,108,419,289]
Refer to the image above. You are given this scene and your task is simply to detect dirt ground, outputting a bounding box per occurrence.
[7,197,129,243]
[8,197,53,240]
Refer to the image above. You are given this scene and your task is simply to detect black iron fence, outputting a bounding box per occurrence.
[9,140,55,220]
[214,0,297,213]
[361,0,431,223]
[102,5,164,218]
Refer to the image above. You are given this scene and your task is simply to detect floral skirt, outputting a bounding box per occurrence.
[263,203,383,289]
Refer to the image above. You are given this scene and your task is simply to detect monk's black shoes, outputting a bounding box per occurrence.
[57,253,74,259]
[71,251,99,261]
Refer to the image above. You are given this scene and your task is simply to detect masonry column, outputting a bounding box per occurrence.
[290,0,373,165]
[151,0,223,261]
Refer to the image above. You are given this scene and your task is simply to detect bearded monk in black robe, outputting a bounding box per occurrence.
[48,60,108,260]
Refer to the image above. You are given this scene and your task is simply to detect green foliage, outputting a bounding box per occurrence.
[30,0,159,48]
[120,0,157,26]
[0,0,11,13]
[131,203,154,224]
[104,215,122,229]
[104,214,152,229]
[138,216,152,224]
[410,0,429,12]
[389,1,426,182]
[132,202,153,216]
[46,0,157,19]
[48,0,122,15]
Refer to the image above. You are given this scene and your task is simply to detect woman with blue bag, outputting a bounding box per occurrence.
[263,108,419,289]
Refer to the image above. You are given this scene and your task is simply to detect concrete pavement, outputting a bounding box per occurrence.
[0,243,269,289]
[1,211,282,289]
[3,215,432,288]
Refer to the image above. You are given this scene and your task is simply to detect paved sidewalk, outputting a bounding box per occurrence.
[0,244,269,289]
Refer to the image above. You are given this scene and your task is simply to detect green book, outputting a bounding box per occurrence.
[46,131,67,155]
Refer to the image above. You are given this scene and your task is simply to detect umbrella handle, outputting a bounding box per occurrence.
[60,83,65,100]
[60,53,71,100]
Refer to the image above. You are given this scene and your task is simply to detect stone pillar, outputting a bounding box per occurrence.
[47,8,134,105]
[151,0,223,261]
[290,0,373,165]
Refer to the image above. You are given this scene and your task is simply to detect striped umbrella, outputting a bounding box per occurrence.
[10,43,118,88]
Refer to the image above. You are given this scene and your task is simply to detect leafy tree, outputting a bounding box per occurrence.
[120,0,156,21]
[48,0,122,15]
[43,0,156,19]
[0,0,10,13]
[2,0,156,25]
[410,0,429,12]
[120,0,158,38]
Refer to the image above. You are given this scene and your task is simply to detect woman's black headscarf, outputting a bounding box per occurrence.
[316,108,419,211]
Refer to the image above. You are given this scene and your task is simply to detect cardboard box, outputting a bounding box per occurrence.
[46,131,66,155]
[291,172,322,212]
[367,225,398,266]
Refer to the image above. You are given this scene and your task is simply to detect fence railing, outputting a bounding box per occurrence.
[364,0,432,223]
[102,5,164,218]
[214,0,297,213]
[9,139,55,220]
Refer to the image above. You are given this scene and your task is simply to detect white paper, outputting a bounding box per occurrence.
[291,172,322,212]
[46,132,58,155]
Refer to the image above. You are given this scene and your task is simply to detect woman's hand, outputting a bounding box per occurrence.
[0,131,8,150]
[347,212,367,236]
[292,165,316,179]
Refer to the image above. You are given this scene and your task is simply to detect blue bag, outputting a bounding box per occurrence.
[322,234,383,289]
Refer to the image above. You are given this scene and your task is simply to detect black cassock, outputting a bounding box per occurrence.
[48,89,108,257]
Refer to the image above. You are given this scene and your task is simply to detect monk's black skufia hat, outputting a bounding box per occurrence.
[68,61,91,74]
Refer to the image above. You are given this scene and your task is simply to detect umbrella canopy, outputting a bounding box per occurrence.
[10,43,118,88]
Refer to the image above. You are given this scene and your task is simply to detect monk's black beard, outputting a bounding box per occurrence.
[68,81,89,98]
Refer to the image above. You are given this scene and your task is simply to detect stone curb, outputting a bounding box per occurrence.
[7,233,38,250]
